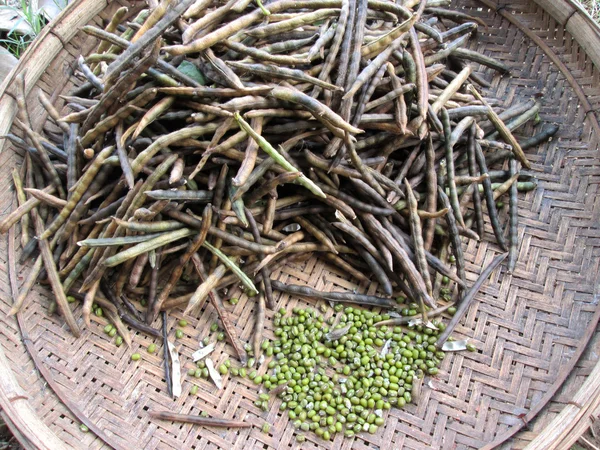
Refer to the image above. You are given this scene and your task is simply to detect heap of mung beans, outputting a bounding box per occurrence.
[258,306,449,439]
[1,0,557,438]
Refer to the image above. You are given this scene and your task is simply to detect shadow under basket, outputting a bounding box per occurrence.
[0,0,600,449]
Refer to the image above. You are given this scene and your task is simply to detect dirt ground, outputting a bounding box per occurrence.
[0,418,20,449]
[573,416,600,450]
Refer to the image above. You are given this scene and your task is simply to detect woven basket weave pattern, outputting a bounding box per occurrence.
[0,0,599,449]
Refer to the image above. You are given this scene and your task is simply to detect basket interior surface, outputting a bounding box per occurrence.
[0,0,600,449]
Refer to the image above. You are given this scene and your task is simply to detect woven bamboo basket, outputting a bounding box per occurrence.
[0,0,599,449]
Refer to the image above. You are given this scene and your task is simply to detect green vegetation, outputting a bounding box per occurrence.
[0,0,47,58]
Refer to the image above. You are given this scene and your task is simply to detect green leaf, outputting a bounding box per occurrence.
[177,60,206,85]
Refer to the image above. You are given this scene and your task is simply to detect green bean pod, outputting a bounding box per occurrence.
[473,140,508,251]
[39,145,115,241]
[271,280,397,308]
[234,112,325,198]
[405,180,433,296]
[437,187,466,289]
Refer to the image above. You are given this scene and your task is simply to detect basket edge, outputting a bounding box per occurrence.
[524,351,600,450]
[0,0,109,155]
[533,0,600,69]
[511,2,600,447]
[0,0,107,448]
[0,343,68,450]
[0,0,598,449]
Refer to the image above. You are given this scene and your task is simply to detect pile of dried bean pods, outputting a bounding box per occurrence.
[1,0,557,435]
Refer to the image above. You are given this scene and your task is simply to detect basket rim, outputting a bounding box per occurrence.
[564,0,600,39]
[0,1,109,447]
[0,1,599,449]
